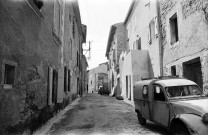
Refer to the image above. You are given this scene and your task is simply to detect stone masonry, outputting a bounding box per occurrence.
[0,0,87,134]
[160,0,208,92]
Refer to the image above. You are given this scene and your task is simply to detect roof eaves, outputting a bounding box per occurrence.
[124,0,136,25]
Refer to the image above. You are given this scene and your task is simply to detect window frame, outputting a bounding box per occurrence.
[171,65,177,76]
[2,60,17,89]
[169,13,179,45]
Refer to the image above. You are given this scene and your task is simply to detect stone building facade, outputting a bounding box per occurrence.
[88,62,108,93]
[160,0,208,92]
[0,0,87,134]
[105,23,127,96]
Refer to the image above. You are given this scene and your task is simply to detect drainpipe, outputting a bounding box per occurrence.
[156,0,163,76]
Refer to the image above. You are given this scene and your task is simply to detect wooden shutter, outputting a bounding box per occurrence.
[48,66,53,105]
[148,24,151,44]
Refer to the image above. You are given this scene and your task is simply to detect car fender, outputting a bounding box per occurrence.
[170,113,208,135]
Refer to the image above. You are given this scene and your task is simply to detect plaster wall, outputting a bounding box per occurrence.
[121,50,150,104]
[125,0,161,77]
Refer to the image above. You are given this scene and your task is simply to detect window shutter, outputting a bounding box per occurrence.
[57,67,64,103]
[154,16,158,37]
[148,24,151,44]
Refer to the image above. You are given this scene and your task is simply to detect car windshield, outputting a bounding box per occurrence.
[165,85,202,98]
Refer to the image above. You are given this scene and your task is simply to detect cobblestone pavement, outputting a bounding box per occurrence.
[34,93,167,135]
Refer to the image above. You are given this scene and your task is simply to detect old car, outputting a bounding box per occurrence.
[133,77,208,135]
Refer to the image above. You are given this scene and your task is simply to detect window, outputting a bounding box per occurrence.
[142,85,148,99]
[154,16,158,37]
[4,64,15,85]
[170,13,179,44]
[171,65,176,76]
[69,14,72,23]
[91,81,92,85]
[54,0,61,38]
[52,69,58,103]
[70,39,72,59]
[77,51,79,67]
[48,66,58,104]
[64,66,67,92]
[148,19,155,44]
[134,38,141,50]
[73,19,75,38]
[112,74,114,88]
[2,60,17,89]
[154,85,166,101]
[165,85,202,98]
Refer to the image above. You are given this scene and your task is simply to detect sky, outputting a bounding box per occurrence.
[78,0,132,70]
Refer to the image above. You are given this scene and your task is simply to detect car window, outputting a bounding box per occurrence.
[165,85,202,98]
[154,85,166,101]
[142,85,148,99]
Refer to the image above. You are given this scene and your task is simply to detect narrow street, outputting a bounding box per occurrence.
[34,94,167,135]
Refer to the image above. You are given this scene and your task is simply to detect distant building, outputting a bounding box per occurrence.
[0,0,87,134]
[105,23,127,96]
[88,62,108,93]
[160,0,208,92]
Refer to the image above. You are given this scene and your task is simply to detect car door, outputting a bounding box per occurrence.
[152,84,169,127]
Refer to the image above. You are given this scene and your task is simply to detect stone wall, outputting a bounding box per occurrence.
[159,0,208,92]
[0,0,60,133]
[115,23,127,64]
[0,0,86,134]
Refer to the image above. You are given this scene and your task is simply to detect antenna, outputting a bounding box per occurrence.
[83,41,93,60]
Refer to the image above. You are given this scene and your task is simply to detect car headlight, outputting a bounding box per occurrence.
[201,113,208,124]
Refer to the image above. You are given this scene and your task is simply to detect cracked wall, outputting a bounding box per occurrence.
[0,0,61,134]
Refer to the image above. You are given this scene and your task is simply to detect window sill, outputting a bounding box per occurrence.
[170,41,179,48]
[3,84,13,89]
[25,0,43,19]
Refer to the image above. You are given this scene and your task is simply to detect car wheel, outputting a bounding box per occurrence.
[137,111,146,125]
[171,123,190,135]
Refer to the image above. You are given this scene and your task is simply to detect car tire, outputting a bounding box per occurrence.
[137,111,146,125]
[171,123,190,135]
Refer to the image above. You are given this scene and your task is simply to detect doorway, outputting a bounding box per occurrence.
[183,57,203,89]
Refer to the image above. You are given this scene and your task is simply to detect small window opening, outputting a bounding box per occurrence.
[64,66,67,92]
[171,65,176,76]
[170,13,179,44]
[4,64,15,85]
